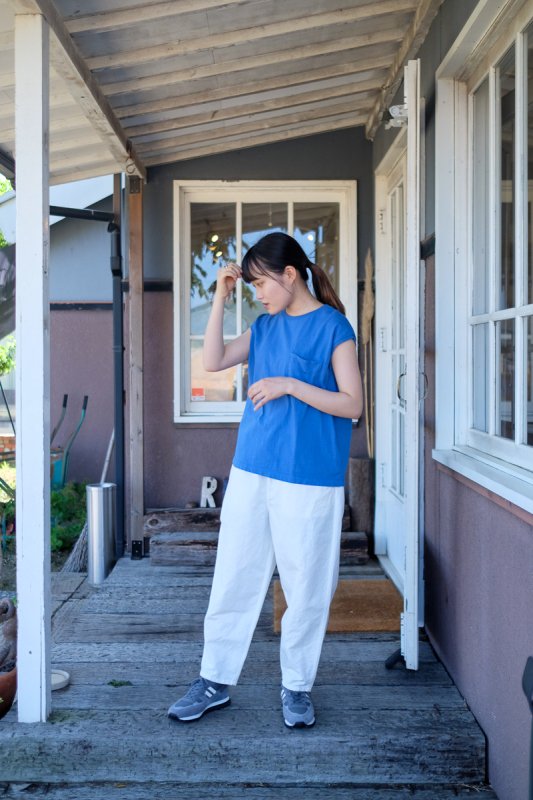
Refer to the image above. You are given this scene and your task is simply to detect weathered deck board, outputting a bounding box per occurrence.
[0,556,494,795]
[1,784,499,799]
[50,638,438,664]
[0,708,485,784]
[51,683,468,711]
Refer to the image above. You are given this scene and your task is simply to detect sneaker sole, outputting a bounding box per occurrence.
[168,696,231,722]
[284,716,316,728]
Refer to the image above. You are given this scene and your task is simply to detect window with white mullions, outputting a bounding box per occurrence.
[466,21,533,466]
[174,181,357,422]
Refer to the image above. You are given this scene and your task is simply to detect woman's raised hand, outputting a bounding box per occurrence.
[216,262,242,299]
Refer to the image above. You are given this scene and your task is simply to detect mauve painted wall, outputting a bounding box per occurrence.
[424,255,533,800]
[141,127,371,507]
[50,309,114,484]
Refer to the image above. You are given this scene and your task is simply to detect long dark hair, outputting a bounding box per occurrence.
[241,232,345,315]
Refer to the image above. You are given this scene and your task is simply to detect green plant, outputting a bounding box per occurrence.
[50,481,86,552]
[0,176,12,249]
[0,337,15,377]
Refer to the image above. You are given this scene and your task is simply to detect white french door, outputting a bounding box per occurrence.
[374,60,424,670]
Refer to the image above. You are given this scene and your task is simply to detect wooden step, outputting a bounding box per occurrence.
[144,504,352,537]
[0,782,499,799]
[0,705,486,785]
[149,530,369,567]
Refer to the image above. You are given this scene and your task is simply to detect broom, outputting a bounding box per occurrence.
[62,430,114,573]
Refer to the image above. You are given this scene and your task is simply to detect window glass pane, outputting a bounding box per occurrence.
[526,23,533,304]
[498,47,515,311]
[472,323,489,432]
[190,339,237,403]
[242,203,287,332]
[527,316,533,445]
[472,79,490,315]
[293,202,340,294]
[497,318,515,439]
[191,203,236,335]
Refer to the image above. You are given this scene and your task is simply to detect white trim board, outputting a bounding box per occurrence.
[434,0,533,513]
[172,180,358,424]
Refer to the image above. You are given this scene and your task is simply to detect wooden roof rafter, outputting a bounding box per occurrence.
[10,0,146,179]
[365,0,445,138]
[85,0,417,72]
[102,29,403,100]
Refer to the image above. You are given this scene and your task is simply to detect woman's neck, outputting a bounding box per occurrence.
[284,287,322,317]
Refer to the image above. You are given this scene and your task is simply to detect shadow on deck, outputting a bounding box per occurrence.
[0,557,498,799]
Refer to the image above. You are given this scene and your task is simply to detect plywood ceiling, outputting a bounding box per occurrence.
[0,0,443,183]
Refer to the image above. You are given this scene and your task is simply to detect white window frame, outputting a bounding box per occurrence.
[434,0,533,513]
[173,180,358,423]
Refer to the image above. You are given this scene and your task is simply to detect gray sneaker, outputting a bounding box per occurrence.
[281,686,315,728]
[168,677,230,722]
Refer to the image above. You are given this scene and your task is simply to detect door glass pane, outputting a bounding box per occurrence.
[191,203,236,335]
[472,323,489,432]
[472,79,490,315]
[527,316,533,445]
[390,190,398,349]
[191,339,237,403]
[398,409,405,497]
[242,203,287,331]
[293,202,340,294]
[526,23,533,303]
[397,186,405,350]
[498,46,515,311]
[497,319,515,439]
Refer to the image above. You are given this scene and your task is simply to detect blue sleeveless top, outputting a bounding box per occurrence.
[233,304,356,487]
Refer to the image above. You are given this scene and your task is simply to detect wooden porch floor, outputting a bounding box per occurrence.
[0,557,498,799]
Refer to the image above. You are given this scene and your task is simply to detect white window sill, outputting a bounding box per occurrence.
[174,414,243,424]
[432,447,533,516]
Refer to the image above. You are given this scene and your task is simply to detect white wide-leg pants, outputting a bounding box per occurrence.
[200,465,345,691]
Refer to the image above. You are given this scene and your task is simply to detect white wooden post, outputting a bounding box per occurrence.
[14,9,51,722]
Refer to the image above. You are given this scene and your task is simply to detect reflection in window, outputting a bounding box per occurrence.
[498,46,515,311]
[242,203,287,331]
[526,23,533,304]
[473,323,489,432]
[472,79,490,315]
[294,203,339,294]
[526,317,533,444]
[190,340,237,403]
[497,319,515,439]
[190,203,236,336]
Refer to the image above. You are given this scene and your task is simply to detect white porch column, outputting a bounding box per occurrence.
[14,10,51,722]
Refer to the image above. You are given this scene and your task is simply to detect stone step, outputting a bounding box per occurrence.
[149,530,369,566]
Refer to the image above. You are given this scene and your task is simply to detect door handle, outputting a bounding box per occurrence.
[421,372,428,400]
[396,370,407,402]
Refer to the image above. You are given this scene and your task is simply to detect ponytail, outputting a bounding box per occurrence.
[242,232,346,315]
[308,262,346,315]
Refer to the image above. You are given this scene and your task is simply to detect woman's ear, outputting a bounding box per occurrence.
[284,265,297,283]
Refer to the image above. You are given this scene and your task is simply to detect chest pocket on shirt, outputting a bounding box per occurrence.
[289,351,326,387]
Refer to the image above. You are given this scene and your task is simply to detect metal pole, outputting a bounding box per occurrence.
[109,220,125,558]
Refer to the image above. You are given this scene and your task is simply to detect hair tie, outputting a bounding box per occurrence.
[306,265,316,297]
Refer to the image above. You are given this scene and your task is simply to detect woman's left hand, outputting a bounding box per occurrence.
[248,377,291,411]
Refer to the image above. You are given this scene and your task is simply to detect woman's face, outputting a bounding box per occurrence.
[250,268,294,314]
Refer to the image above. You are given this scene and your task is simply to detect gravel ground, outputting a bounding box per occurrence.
[0,547,69,600]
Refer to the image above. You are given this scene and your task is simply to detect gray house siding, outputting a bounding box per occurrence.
[49,197,115,485]
[372,1,533,797]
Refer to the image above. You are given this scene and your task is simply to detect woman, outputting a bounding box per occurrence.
[168,232,363,728]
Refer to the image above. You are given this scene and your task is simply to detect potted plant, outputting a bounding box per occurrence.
[0,597,16,719]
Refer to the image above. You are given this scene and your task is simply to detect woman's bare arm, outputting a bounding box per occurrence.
[203,263,251,372]
[247,339,363,419]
